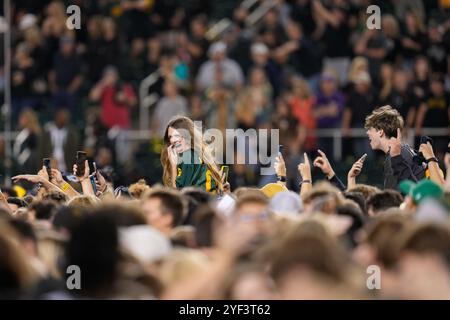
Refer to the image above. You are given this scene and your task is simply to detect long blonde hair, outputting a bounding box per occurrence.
[161,116,223,191]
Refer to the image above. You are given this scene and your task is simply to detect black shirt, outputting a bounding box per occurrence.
[423,93,450,128]
[346,88,377,127]
[379,88,419,121]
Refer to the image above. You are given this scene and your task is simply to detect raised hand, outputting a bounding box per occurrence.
[50,168,64,185]
[37,166,50,181]
[419,141,435,161]
[313,149,335,179]
[348,154,366,179]
[274,154,287,177]
[298,152,312,181]
[168,144,179,167]
[73,160,90,181]
[388,128,402,157]
[12,174,43,184]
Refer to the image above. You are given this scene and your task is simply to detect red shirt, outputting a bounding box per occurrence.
[100,84,135,129]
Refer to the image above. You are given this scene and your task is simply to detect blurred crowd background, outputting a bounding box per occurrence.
[1,0,450,190]
[1,0,450,302]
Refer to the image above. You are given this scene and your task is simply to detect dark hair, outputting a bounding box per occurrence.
[92,203,146,227]
[397,224,450,266]
[181,187,211,204]
[336,203,366,248]
[42,191,68,204]
[0,187,17,197]
[52,205,87,234]
[144,189,185,228]
[367,190,403,215]
[8,219,36,243]
[193,204,220,248]
[271,229,347,284]
[365,214,411,268]
[29,200,57,220]
[343,191,367,216]
[6,197,27,209]
[66,212,119,297]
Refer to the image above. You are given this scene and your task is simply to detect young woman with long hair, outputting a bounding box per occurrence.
[160,116,223,193]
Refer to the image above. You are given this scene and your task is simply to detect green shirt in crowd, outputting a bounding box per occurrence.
[175,149,217,193]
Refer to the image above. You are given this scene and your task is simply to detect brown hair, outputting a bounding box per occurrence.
[160,116,223,191]
[143,188,186,228]
[128,179,151,199]
[364,105,404,139]
[348,184,381,201]
[364,214,411,268]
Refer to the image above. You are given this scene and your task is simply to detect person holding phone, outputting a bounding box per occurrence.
[365,105,426,189]
[160,116,223,194]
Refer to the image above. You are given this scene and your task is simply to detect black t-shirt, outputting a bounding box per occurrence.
[321,7,351,58]
[53,53,84,88]
[379,88,419,121]
[346,88,377,127]
[399,29,426,59]
[423,93,450,128]
[288,38,323,77]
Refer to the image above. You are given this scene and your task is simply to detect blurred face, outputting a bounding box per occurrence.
[235,201,270,234]
[367,127,383,150]
[19,114,28,128]
[355,82,369,94]
[396,252,450,299]
[168,127,189,153]
[143,198,172,233]
[415,58,428,75]
[252,52,268,65]
[393,73,408,92]
[163,82,178,97]
[230,272,275,300]
[55,110,69,128]
[430,80,444,95]
[104,70,118,86]
[320,78,337,95]
[191,20,206,37]
[211,51,225,62]
[250,69,265,86]
[61,41,74,55]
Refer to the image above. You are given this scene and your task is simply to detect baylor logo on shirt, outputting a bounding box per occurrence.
[177,167,182,177]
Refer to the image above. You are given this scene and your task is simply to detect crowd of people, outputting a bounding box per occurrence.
[0,107,450,299]
[1,0,450,300]
[1,0,449,188]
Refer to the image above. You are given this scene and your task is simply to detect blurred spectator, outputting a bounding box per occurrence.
[381,14,402,64]
[415,73,450,158]
[11,43,39,121]
[48,35,84,115]
[204,84,236,135]
[354,29,388,84]
[196,42,244,92]
[40,109,80,172]
[120,0,153,41]
[89,66,137,130]
[250,42,282,98]
[314,70,344,157]
[399,11,426,68]
[288,77,316,152]
[313,0,351,86]
[152,80,188,138]
[342,71,376,158]
[412,56,431,102]
[273,20,322,91]
[379,68,419,129]
[13,109,41,174]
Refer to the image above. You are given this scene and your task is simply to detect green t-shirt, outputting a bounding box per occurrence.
[175,149,217,193]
